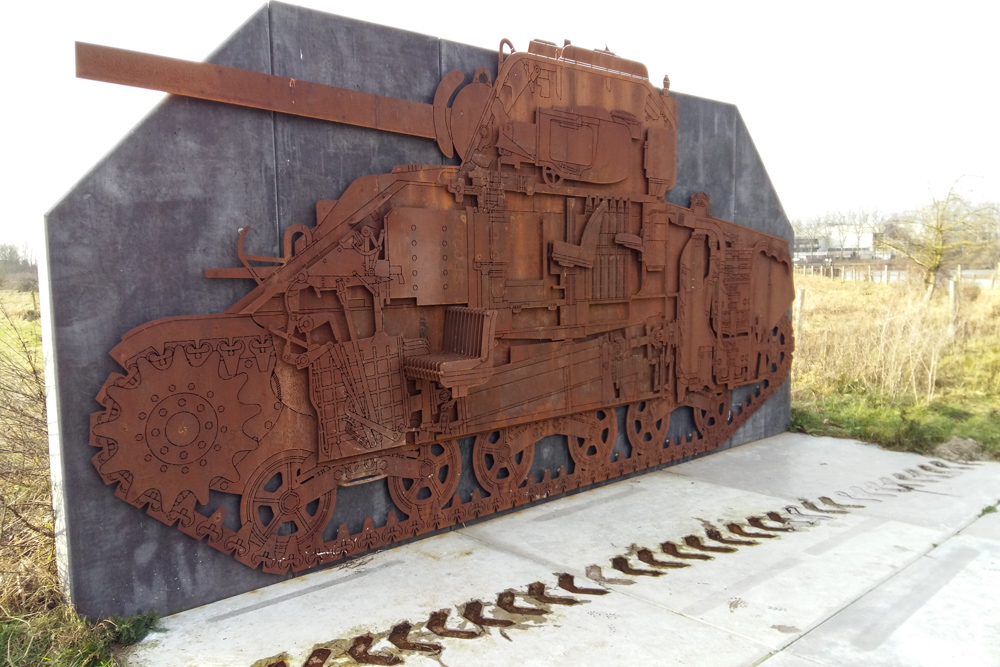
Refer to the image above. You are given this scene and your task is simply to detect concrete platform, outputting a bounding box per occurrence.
[119,434,1000,667]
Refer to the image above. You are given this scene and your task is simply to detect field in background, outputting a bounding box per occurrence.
[790,274,1000,457]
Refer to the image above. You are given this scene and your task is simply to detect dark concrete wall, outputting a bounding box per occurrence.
[45,2,791,618]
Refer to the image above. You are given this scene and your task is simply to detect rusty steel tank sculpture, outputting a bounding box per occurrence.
[79,38,794,574]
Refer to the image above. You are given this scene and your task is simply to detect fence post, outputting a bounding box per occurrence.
[794,287,805,341]
[948,279,957,338]
[883,264,889,284]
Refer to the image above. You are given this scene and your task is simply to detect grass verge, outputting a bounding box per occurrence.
[1,609,158,667]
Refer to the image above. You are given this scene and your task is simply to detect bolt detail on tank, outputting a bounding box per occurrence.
[81,38,795,574]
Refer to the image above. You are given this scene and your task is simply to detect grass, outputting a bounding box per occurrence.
[790,272,1000,458]
[0,288,157,665]
[1,610,158,667]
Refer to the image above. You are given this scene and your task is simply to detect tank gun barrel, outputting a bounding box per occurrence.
[75,42,437,139]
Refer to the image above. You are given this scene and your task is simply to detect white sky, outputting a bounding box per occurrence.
[5,0,999,256]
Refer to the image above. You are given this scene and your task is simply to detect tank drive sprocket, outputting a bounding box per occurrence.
[91,347,262,514]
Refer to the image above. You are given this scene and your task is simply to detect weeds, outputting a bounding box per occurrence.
[790,274,1000,457]
[0,608,158,666]
[0,289,156,665]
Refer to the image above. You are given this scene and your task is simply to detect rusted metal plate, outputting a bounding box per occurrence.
[82,38,795,574]
[76,42,437,139]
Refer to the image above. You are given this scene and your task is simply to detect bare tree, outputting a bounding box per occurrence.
[824,213,852,259]
[881,186,998,299]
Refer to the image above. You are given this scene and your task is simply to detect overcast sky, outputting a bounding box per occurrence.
[6,0,998,256]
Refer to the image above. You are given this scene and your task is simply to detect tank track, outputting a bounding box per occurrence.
[92,314,791,575]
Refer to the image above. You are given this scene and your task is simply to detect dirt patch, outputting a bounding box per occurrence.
[932,436,987,462]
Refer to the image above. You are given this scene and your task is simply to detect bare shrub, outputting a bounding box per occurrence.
[0,292,58,615]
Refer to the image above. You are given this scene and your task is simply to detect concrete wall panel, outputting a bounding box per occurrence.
[270,5,444,233]
[46,8,285,619]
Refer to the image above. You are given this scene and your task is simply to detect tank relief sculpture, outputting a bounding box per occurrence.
[78,38,795,573]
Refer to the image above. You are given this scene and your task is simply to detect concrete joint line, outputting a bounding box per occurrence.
[207,560,402,623]
[530,487,642,522]
[773,511,989,657]
[850,546,979,651]
[804,516,888,556]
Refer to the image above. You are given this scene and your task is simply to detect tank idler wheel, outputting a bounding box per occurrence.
[239,449,336,571]
[472,427,535,497]
[693,391,732,443]
[388,440,462,519]
[626,399,672,455]
[568,408,617,469]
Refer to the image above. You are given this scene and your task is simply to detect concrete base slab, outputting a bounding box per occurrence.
[786,532,1000,666]
[125,532,772,667]
[758,652,831,666]
[463,473,940,650]
[120,434,1000,666]
[672,433,1000,536]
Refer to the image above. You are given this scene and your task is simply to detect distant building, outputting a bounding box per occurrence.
[793,232,891,262]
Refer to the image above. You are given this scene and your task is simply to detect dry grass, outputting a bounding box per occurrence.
[0,289,157,666]
[791,272,1000,455]
[0,291,56,616]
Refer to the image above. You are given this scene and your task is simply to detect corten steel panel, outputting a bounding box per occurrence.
[48,2,793,618]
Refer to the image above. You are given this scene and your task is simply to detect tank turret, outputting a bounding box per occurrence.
[82,39,794,574]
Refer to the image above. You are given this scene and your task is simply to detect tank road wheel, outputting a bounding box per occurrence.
[626,399,671,455]
[388,441,461,518]
[239,449,336,573]
[568,408,617,469]
[693,391,732,444]
[91,348,261,514]
[472,427,535,497]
